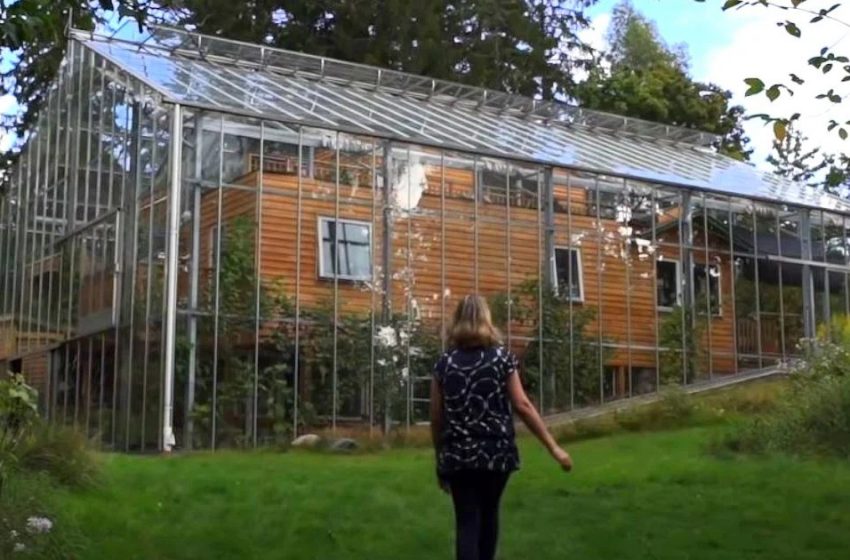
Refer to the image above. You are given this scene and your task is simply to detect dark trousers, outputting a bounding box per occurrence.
[446,470,511,560]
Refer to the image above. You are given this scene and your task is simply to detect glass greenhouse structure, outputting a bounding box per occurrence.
[3,22,850,452]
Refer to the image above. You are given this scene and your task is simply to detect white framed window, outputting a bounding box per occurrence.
[318,217,373,281]
[694,263,722,316]
[553,247,584,301]
[656,259,681,311]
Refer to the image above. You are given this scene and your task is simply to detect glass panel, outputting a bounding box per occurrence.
[656,260,680,309]
[83,27,850,215]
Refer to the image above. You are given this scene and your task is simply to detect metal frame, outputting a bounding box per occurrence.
[5,26,850,455]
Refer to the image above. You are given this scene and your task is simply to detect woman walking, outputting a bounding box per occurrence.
[430,294,573,560]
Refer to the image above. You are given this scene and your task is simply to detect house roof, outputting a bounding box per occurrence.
[71,22,850,215]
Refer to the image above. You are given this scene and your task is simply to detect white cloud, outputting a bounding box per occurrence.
[702,2,850,168]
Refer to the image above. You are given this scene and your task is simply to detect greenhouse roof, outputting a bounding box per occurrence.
[71,22,850,214]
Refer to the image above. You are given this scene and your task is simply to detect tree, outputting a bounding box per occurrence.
[767,122,830,184]
[576,1,752,160]
[708,0,850,141]
[169,0,597,100]
[0,1,158,142]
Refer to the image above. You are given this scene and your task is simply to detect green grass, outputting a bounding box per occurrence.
[58,425,850,560]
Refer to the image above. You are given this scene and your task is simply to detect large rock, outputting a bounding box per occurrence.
[291,434,322,448]
[330,438,359,453]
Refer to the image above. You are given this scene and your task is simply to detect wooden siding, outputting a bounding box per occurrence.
[191,166,740,376]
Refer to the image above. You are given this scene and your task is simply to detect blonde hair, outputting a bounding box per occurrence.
[448,295,503,349]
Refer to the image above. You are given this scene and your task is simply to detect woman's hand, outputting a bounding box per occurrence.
[437,473,451,494]
[552,446,573,472]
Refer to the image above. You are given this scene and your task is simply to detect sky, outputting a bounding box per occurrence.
[582,0,850,168]
[2,1,849,168]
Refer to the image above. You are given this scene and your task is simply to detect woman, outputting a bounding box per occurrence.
[430,295,573,560]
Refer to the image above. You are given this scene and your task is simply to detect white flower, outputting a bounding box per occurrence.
[401,367,409,380]
[375,326,397,348]
[9,529,18,540]
[13,543,25,553]
[25,516,52,534]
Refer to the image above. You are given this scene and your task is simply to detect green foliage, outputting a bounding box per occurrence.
[1,1,157,170]
[658,306,703,385]
[725,320,850,457]
[302,304,441,430]
[170,1,596,101]
[575,1,752,161]
[725,374,850,458]
[1,473,84,560]
[555,379,786,443]
[490,277,609,409]
[1,372,40,491]
[15,424,100,489]
[54,424,850,559]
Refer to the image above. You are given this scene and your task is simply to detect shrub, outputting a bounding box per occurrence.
[723,374,850,458]
[16,425,100,489]
[0,473,83,560]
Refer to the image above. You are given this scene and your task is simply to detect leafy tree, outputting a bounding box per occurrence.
[489,277,610,410]
[0,1,157,142]
[709,0,849,141]
[767,122,830,184]
[170,0,597,100]
[576,1,752,160]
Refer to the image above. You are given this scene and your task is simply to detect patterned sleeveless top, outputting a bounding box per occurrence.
[433,346,521,475]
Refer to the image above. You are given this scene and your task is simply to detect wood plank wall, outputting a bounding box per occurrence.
[190,163,738,376]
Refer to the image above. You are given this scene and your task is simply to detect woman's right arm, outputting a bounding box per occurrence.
[507,371,573,472]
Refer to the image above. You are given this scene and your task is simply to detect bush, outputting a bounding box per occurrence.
[0,473,83,559]
[16,425,100,489]
[723,374,850,458]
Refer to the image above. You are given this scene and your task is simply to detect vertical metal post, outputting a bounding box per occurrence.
[185,112,203,449]
[331,132,340,433]
[680,191,693,385]
[505,165,511,351]
[728,199,739,374]
[161,104,183,452]
[473,158,480,293]
[801,210,815,339]
[702,194,712,379]
[440,153,447,351]
[210,115,225,450]
[253,121,265,446]
[567,174,575,409]
[368,140,377,435]
[624,180,633,398]
[652,186,660,390]
[381,141,393,433]
[752,207,763,368]
[543,168,555,289]
[538,170,544,411]
[776,210,787,359]
[543,168,555,402]
[293,127,304,437]
[595,178,603,404]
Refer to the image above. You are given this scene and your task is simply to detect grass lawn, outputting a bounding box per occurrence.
[57,425,850,560]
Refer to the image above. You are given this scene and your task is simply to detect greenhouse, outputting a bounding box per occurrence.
[2,21,850,452]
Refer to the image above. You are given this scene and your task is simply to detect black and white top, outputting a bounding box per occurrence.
[434,346,521,475]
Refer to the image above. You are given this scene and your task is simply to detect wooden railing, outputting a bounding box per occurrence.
[736,314,803,356]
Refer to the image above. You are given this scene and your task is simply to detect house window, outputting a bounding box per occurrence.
[319,218,372,281]
[656,260,680,310]
[694,263,722,316]
[478,169,539,209]
[553,247,583,301]
[208,224,227,268]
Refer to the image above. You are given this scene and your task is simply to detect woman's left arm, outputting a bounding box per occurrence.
[429,378,449,493]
